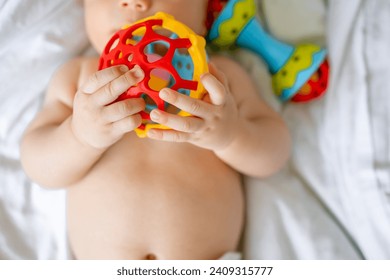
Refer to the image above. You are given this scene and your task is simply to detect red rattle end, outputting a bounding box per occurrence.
[291,59,330,103]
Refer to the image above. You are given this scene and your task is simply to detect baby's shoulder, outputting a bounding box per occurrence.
[55,56,99,87]
[209,54,253,92]
[209,54,249,79]
[209,54,236,65]
[76,56,100,86]
[46,56,99,107]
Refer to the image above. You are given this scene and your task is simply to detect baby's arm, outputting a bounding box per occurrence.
[147,56,290,178]
[210,56,291,177]
[21,59,145,187]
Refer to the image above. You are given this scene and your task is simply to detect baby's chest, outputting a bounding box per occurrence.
[93,135,234,187]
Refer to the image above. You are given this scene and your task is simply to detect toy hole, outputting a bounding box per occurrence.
[153,26,177,39]
[231,28,238,35]
[141,94,158,116]
[172,48,194,81]
[127,53,134,63]
[115,52,125,61]
[148,68,173,91]
[177,88,190,97]
[176,48,190,55]
[164,88,190,115]
[281,70,287,76]
[294,56,300,62]
[165,102,180,115]
[165,103,181,115]
[109,38,120,52]
[144,40,169,63]
[242,13,249,19]
[129,26,146,45]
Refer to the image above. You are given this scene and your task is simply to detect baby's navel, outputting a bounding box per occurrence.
[145,253,157,260]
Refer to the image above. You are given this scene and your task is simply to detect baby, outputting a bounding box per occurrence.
[21,0,290,260]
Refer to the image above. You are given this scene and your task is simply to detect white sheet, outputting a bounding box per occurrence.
[1,0,389,260]
[0,0,89,259]
[244,0,390,259]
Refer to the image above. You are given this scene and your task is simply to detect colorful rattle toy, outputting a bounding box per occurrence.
[99,12,209,138]
[206,0,329,102]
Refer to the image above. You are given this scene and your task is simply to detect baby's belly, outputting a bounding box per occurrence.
[67,135,244,260]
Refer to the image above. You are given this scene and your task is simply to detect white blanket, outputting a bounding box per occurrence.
[0,0,89,259]
[1,0,389,259]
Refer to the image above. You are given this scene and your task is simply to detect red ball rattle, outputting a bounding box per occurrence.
[99,12,209,138]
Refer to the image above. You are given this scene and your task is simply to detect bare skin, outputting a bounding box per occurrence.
[20,0,290,259]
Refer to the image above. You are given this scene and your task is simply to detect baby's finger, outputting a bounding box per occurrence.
[91,66,144,106]
[82,65,129,94]
[147,129,190,143]
[200,73,226,106]
[102,98,145,123]
[150,109,204,133]
[111,114,142,136]
[208,62,229,88]
[159,88,211,117]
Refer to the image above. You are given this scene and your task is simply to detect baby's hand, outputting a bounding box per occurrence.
[147,64,239,151]
[71,65,145,150]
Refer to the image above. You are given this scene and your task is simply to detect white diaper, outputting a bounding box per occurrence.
[218,252,242,260]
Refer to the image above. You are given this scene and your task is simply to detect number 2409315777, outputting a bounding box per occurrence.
[209,266,273,276]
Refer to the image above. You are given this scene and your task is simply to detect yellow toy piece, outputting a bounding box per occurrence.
[212,0,256,47]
